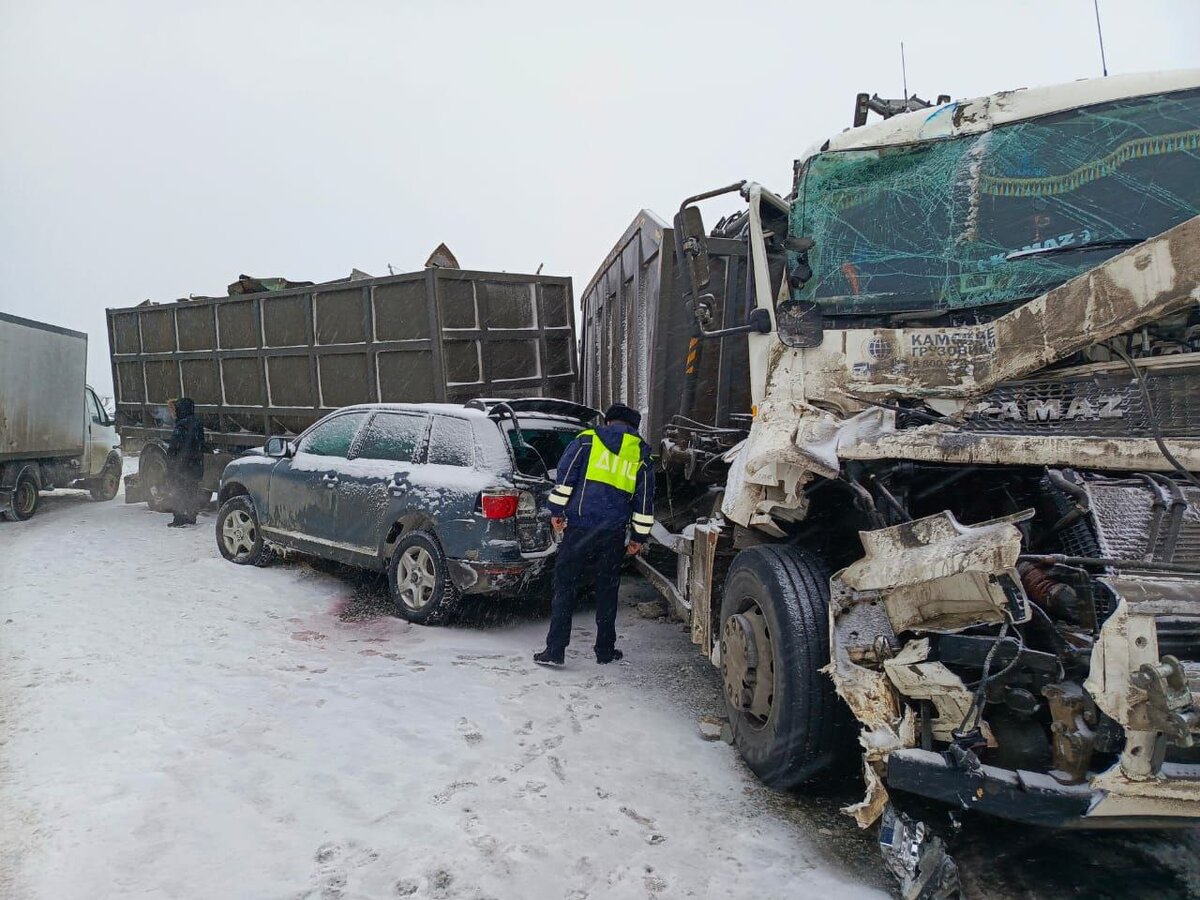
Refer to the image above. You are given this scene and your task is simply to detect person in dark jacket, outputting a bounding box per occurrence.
[165,397,206,527]
[534,403,654,666]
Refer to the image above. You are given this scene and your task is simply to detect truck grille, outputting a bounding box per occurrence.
[961,365,1200,439]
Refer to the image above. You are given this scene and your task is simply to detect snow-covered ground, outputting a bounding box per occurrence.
[0,488,888,900]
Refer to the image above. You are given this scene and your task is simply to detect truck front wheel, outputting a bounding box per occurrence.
[720,545,848,789]
[90,459,122,502]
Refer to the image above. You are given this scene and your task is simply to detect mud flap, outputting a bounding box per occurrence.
[123,472,146,504]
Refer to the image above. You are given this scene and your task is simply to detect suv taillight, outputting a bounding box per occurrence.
[481,489,520,519]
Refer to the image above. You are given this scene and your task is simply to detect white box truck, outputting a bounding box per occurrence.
[0,312,122,520]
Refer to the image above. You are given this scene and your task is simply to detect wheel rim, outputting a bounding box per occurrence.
[721,600,775,728]
[14,481,36,516]
[146,459,166,504]
[397,546,437,610]
[221,509,257,560]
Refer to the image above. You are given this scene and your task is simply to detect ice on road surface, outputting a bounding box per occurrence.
[0,491,886,900]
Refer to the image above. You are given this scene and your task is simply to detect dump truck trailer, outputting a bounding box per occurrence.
[107,266,577,509]
[0,312,122,520]
[582,70,1200,898]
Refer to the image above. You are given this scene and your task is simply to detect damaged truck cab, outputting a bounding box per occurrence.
[583,70,1200,895]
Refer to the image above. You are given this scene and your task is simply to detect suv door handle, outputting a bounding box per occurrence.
[322,474,340,488]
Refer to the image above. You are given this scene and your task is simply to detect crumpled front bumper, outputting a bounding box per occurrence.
[887,748,1200,829]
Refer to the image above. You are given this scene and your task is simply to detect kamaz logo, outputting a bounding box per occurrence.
[971,395,1126,421]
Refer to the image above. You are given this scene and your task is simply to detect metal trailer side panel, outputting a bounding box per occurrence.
[0,312,87,461]
[106,268,577,450]
[579,211,753,447]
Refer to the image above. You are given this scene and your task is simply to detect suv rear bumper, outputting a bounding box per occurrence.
[447,551,555,597]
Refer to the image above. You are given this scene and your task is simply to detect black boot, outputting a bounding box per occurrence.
[596,649,624,664]
[167,516,187,528]
[533,649,564,667]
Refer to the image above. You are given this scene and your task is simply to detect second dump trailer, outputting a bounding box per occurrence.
[108,266,577,508]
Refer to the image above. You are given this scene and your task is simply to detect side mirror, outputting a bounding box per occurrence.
[673,205,711,296]
[264,436,293,458]
[695,306,775,341]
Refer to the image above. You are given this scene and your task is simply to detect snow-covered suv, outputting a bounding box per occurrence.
[214,398,595,624]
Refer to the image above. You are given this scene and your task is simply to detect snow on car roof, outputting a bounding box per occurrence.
[336,402,488,418]
[800,69,1200,161]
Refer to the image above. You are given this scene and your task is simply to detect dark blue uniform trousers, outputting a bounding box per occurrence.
[545,526,626,658]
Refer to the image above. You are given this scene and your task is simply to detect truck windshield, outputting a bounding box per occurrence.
[790,88,1200,319]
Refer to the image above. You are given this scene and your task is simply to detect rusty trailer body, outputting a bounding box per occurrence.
[107,267,576,503]
[579,210,753,448]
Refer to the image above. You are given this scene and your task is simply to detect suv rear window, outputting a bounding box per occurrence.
[428,416,475,467]
[502,420,581,477]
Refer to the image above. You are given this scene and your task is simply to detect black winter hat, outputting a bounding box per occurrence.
[604,403,641,430]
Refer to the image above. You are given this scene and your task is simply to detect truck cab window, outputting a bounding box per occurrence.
[355,413,428,463]
[297,412,369,458]
[86,389,104,424]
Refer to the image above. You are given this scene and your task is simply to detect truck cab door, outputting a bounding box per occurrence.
[335,411,431,561]
[83,387,115,476]
[264,411,370,561]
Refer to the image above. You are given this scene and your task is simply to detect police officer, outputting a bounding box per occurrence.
[534,403,654,666]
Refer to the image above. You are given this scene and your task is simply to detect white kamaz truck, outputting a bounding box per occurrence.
[581,70,1200,897]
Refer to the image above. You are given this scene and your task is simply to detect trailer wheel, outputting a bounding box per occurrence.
[140,451,170,512]
[720,545,847,789]
[89,459,122,502]
[7,470,40,521]
[388,530,460,626]
[215,496,274,567]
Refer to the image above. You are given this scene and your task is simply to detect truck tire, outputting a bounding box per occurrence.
[719,544,848,790]
[140,451,170,512]
[7,470,41,521]
[215,495,275,567]
[89,458,122,502]
[388,530,460,626]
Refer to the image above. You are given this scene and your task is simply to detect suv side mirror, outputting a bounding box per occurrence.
[264,436,293,458]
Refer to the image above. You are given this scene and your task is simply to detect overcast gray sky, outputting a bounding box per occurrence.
[2,0,1197,393]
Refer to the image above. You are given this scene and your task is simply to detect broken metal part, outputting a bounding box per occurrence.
[1042,682,1097,784]
[883,639,992,745]
[878,804,961,900]
[1129,655,1200,747]
[936,633,1058,677]
[839,510,1031,633]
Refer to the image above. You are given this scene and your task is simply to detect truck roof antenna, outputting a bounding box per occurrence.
[1093,0,1109,77]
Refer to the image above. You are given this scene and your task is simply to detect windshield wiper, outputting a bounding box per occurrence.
[1005,238,1144,262]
